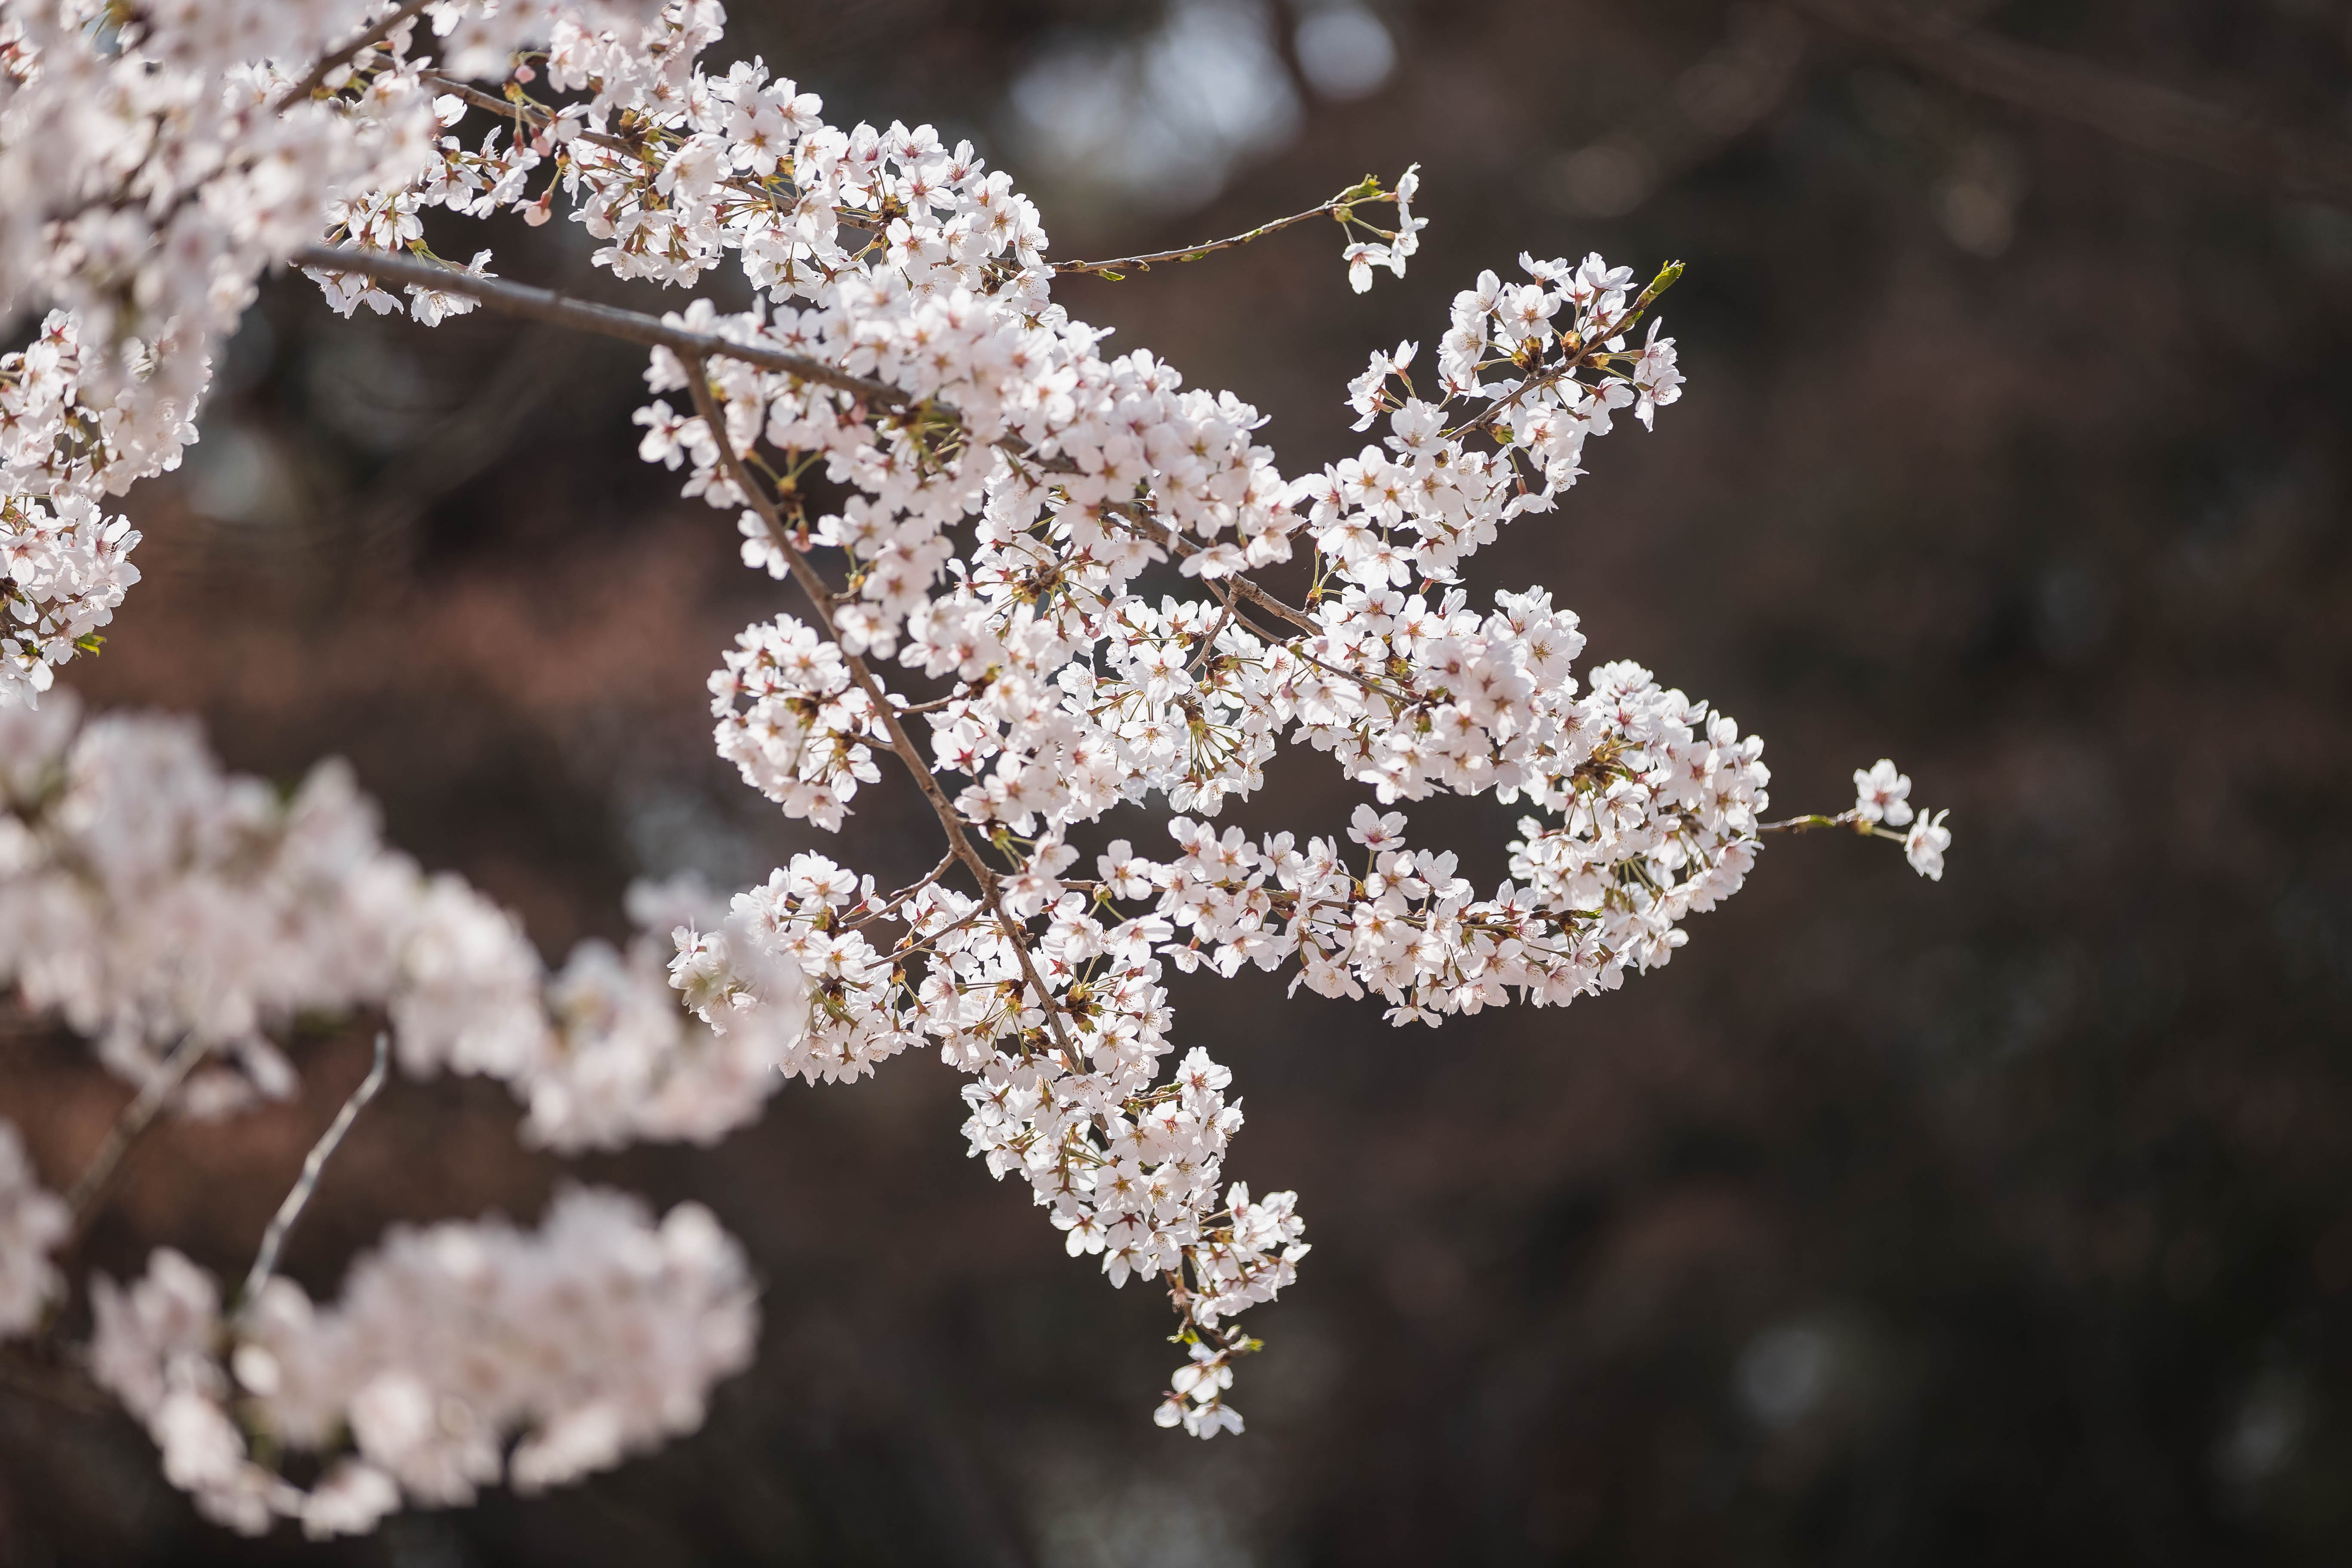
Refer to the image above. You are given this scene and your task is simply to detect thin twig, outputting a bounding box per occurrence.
[0,1351,110,1415]
[844,851,961,930]
[276,0,433,109]
[1182,587,1238,677]
[1757,811,1854,834]
[1052,179,1389,279]
[683,361,1087,1068]
[888,691,970,717]
[1787,0,2352,208]
[425,73,825,211]
[1755,809,1906,845]
[238,1032,390,1310]
[63,1035,208,1237]
[1446,261,1682,446]
[1095,500,1324,638]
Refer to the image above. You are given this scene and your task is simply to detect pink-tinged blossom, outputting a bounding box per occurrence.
[1853,758,1915,827]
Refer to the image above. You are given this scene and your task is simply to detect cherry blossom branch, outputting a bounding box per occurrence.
[1052,175,1396,279]
[61,1034,207,1237]
[426,73,744,181]
[293,245,1407,779]
[278,0,435,109]
[682,359,1086,1067]
[238,1032,390,1311]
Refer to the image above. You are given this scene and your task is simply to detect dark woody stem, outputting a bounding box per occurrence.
[682,358,1086,1068]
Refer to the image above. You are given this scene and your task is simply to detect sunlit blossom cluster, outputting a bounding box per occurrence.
[89,1188,755,1537]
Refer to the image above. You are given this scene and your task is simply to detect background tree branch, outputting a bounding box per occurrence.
[1787,0,2352,207]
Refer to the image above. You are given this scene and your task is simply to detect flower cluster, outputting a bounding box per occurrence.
[661,843,1305,1437]
[0,689,808,1145]
[1853,757,1954,881]
[89,1187,755,1537]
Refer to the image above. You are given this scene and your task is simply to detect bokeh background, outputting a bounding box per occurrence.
[6,0,2352,1561]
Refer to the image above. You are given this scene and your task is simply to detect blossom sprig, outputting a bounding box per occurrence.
[1755,758,1956,882]
[1051,165,1425,292]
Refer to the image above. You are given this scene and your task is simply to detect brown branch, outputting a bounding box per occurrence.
[682,360,1086,1068]
[287,244,904,405]
[239,1032,389,1310]
[1183,584,1239,677]
[62,1035,208,1238]
[1094,500,1323,638]
[287,247,1427,729]
[1786,0,2352,207]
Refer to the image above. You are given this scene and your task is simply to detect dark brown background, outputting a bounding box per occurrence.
[6,0,2352,1561]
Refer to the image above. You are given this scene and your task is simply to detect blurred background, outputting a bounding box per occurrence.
[6,0,2352,1560]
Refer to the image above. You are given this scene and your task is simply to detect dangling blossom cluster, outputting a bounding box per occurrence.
[0,0,1954,1532]
[88,1188,755,1537]
[0,689,808,1143]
